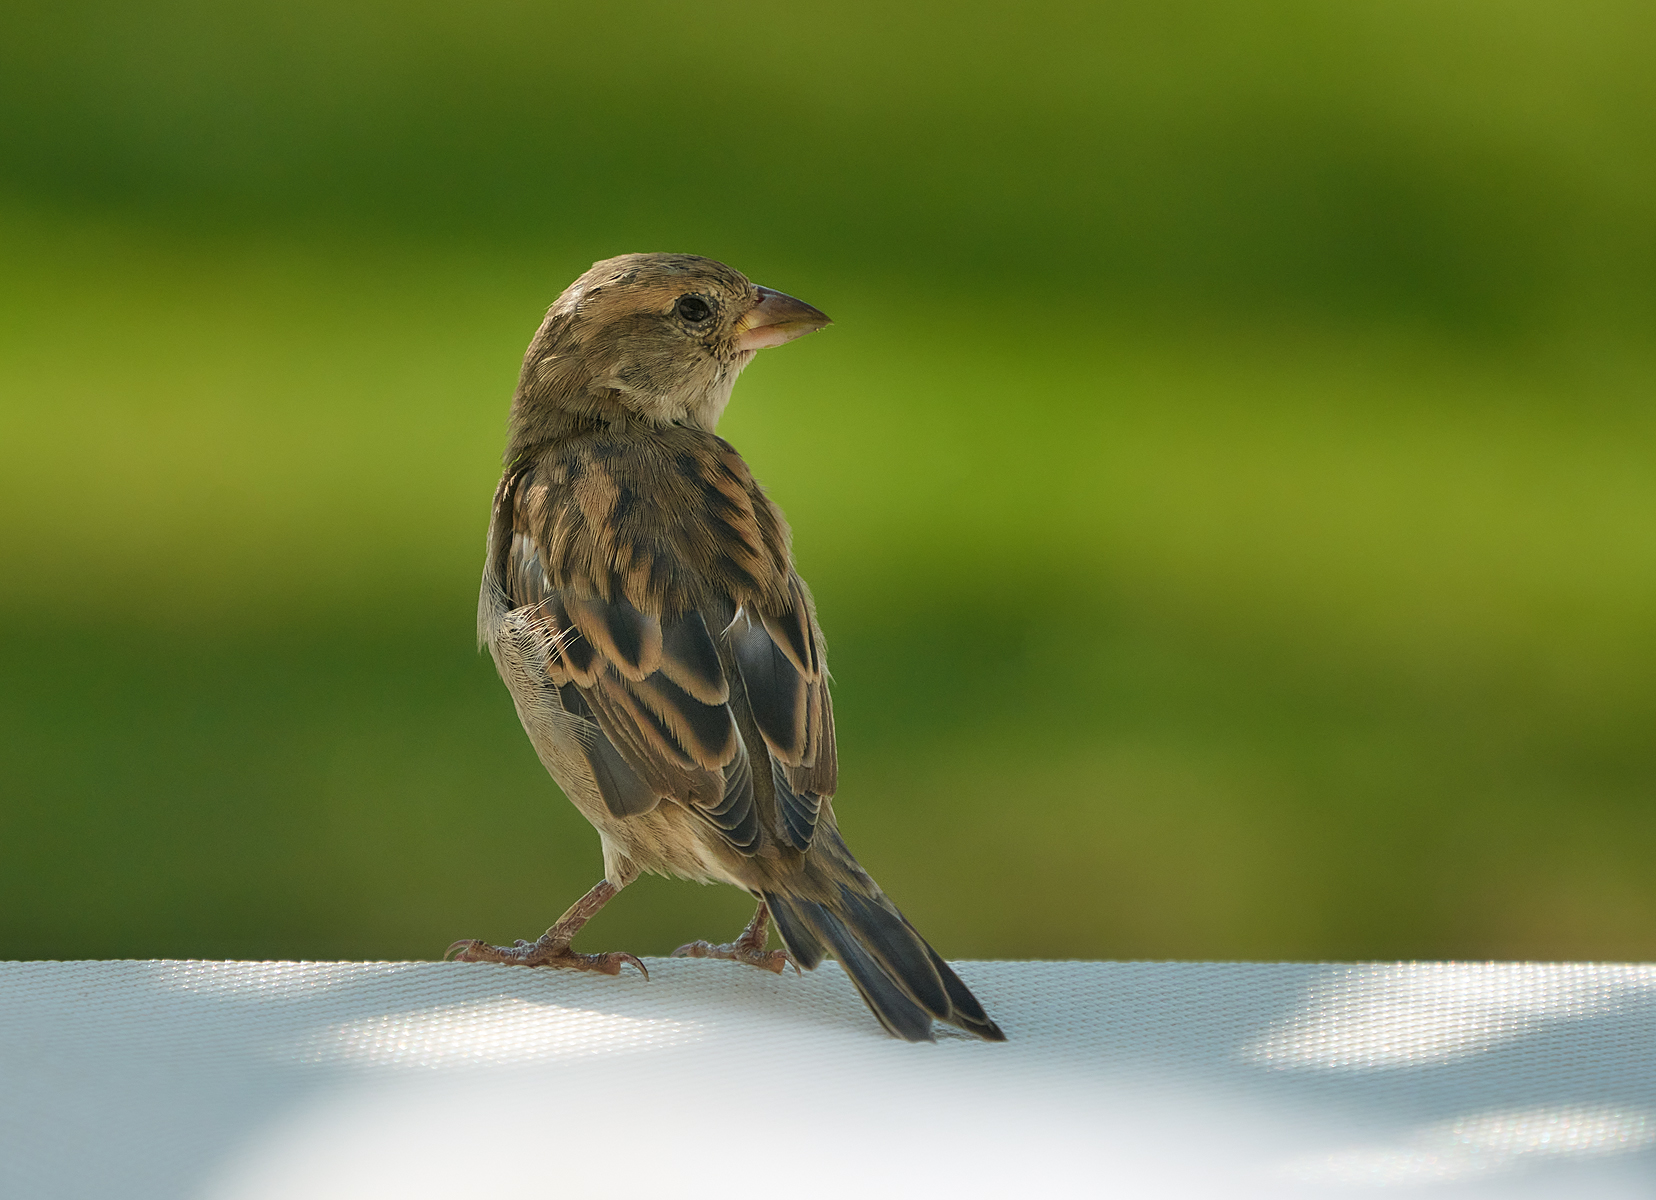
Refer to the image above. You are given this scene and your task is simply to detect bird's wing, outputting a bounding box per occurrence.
[487,432,836,854]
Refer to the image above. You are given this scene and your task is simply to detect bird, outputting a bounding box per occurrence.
[448,253,1005,1043]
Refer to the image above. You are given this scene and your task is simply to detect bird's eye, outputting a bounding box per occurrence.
[675,294,713,323]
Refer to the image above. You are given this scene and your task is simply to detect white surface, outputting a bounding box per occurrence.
[3,959,1654,1198]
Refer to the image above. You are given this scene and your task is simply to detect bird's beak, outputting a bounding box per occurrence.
[734,286,832,351]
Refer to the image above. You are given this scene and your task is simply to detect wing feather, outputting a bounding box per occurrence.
[731,609,808,765]
[658,611,729,704]
[488,429,837,854]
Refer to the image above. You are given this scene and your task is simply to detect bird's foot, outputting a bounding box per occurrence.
[672,900,798,975]
[672,938,795,974]
[444,879,646,978]
[446,934,648,979]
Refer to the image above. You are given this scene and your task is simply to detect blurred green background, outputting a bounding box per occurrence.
[3,1,1655,964]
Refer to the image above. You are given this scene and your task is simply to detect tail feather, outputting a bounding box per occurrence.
[766,892,827,971]
[806,900,936,1042]
[765,888,1006,1044]
[920,941,1003,1041]
[835,886,952,1016]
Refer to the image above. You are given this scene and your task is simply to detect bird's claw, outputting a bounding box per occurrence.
[672,938,798,976]
[445,938,487,961]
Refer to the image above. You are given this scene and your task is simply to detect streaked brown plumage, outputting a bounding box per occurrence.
[450,253,1004,1043]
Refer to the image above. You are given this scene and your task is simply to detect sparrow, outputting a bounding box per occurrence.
[448,253,1004,1043]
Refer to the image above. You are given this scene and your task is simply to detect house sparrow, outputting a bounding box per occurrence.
[448,253,1004,1043]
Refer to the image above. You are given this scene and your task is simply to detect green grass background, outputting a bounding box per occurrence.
[3,1,1655,963]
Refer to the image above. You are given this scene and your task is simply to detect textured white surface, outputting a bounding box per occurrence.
[3,959,1654,1198]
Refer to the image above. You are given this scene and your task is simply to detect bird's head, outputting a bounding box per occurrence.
[509,253,830,444]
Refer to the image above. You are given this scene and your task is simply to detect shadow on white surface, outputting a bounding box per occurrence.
[1,959,1653,1198]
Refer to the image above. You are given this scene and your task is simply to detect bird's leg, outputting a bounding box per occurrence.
[446,879,647,978]
[672,899,797,975]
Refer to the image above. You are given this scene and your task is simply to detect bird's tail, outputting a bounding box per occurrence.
[763,832,1005,1043]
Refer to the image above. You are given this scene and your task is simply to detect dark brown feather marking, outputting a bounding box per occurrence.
[731,611,808,765]
[760,602,815,681]
[589,668,699,773]
[563,592,662,681]
[631,671,738,768]
[659,612,728,705]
